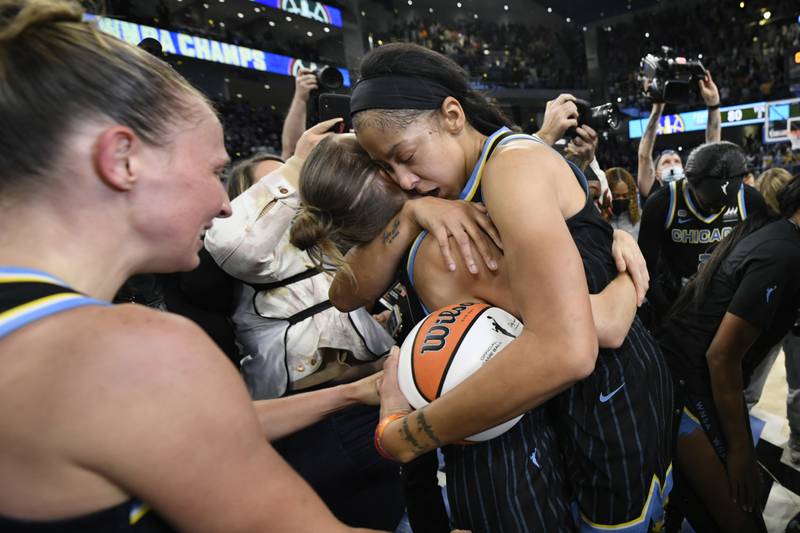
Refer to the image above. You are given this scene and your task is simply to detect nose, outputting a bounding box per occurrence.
[395,168,421,191]
[217,182,233,218]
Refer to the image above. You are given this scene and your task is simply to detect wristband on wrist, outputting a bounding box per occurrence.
[707,103,720,110]
[374,410,411,461]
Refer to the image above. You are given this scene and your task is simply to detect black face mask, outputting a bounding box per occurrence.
[690,176,744,212]
[612,198,629,216]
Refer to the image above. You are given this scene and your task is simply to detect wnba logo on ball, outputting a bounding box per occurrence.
[420,303,475,353]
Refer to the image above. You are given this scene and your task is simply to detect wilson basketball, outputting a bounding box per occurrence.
[397,302,524,441]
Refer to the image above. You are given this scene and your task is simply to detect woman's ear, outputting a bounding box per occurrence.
[94,126,138,191]
[439,96,467,135]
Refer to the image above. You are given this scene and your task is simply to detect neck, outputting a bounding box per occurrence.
[0,202,141,301]
[462,127,489,184]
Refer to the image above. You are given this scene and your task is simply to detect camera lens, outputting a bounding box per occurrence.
[317,66,344,91]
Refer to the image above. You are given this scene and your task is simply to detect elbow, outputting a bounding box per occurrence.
[329,283,364,313]
[602,327,627,350]
[567,336,599,381]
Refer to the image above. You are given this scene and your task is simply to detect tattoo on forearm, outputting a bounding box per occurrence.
[416,410,443,447]
[402,415,425,453]
[382,218,401,245]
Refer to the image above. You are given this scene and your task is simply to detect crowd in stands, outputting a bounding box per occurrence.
[604,0,800,112]
[376,19,587,89]
[215,99,284,158]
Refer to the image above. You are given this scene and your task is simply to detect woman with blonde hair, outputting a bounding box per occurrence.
[755,167,793,216]
[605,167,641,239]
[0,1,391,531]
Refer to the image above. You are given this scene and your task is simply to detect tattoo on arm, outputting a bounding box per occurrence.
[401,415,425,453]
[416,410,443,447]
[382,218,401,245]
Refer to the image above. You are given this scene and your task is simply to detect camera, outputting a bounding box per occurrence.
[313,66,344,91]
[565,99,622,138]
[640,46,706,103]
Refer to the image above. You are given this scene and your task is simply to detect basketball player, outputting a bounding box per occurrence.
[290,42,674,533]
[638,141,767,326]
[0,1,395,531]
[658,175,800,532]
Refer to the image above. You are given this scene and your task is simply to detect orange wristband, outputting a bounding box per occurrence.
[374,411,410,461]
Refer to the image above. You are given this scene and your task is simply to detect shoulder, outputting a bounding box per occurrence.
[640,183,672,214]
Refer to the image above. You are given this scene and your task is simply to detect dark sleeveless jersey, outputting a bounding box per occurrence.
[405,129,674,530]
[0,267,174,533]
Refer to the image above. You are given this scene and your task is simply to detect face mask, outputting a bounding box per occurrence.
[612,198,629,216]
[690,177,743,211]
[660,166,685,184]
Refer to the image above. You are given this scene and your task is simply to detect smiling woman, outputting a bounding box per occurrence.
[0,1,385,532]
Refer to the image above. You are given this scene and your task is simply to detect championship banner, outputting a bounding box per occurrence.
[88,15,350,86]
[252,0,343,28]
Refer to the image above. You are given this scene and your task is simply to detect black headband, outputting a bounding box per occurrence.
[350,76,451,116]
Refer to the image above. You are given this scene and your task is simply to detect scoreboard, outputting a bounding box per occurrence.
[628,101,766,139]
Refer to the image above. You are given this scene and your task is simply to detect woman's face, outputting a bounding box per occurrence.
[355,114,469,200]
[611,181,629,200]
[133,102,232,272]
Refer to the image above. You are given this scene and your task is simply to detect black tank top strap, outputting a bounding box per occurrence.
[0,268,174,532]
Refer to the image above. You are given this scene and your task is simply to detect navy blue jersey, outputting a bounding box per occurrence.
[0,267,173,533]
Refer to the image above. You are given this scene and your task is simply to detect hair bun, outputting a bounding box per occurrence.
[290,207,331,252]
[0,0,83,44]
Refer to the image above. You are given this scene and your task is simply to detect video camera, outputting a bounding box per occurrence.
[564,99,622,139]
[640,46,706,104]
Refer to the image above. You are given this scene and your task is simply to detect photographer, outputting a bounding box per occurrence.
[638,71,722,200]
[638,141,767,328]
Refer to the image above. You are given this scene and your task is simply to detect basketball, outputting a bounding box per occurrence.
[397,302,525,441]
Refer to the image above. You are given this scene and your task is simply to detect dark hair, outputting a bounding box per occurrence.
[606,167,640,224]
[654,149,680,171]
[669,174,800,319]
[290,135,407,273]
[226,152,284,199]
[684,141,747,182]
[352,42,515,136]
[0,0,208,197]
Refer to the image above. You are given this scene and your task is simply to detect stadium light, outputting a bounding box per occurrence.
[547,7,552,13]
[504,5,509,10]
[763,10,771,19]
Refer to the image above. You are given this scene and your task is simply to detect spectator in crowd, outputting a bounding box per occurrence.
[658,175,800,531]
[205,119,404,530]
[606,167,642,239]
[376,18,586,90]
[0,1,391,531]
[281,68,318,160]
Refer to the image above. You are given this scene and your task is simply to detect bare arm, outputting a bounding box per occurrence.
[281,68,318,160]
[71,307,381,532]
[330,198,501,312]
[637,102,664,198]
[706,312,761,512]
[253,372,381,441]
[379,144,599,461]
[700,71,722,143]
[589,272,638,349]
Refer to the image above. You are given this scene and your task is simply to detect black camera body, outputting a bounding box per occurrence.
[640,47,706,103]
[564,99,621,139]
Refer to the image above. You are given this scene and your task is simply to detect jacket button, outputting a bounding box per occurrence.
[296,364,305,372]
[279,187,289,194]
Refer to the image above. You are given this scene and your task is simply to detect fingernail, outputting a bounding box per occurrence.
[489,260,498,270]
[448,262,456,272]
[469,263,478,274]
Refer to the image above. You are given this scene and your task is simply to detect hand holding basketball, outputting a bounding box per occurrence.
[379,347,412,419]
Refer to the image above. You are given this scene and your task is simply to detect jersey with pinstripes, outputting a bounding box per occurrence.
[440,129,673,532]
[0,267,174,533]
